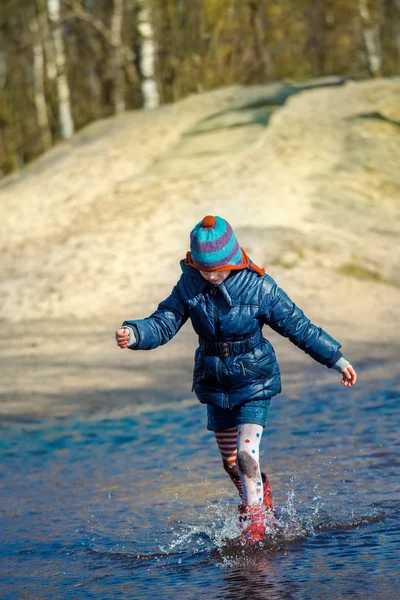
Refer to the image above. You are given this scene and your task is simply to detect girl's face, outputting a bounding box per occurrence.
[199,269,232,285]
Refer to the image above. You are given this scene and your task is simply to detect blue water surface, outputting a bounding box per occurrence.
[0,368,399,599]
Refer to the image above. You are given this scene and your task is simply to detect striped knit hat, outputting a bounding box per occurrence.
[187,215,248,272]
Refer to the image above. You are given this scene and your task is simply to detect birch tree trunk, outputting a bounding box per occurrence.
[30,13,52,151]
[47,0,74,138]
[137,0,159,109]
[110,0,125,114]
[36,0,57,81]
[358,0,383,77]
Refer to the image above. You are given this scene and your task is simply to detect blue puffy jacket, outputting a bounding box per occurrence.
[123,260,342,409]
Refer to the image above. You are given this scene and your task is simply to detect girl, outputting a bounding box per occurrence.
[115,215,357,545]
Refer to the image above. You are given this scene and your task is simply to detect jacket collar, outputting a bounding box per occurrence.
[217,282,233,306]
[180,259,246,308]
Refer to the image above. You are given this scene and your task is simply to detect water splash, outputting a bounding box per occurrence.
[158,483,386,570]
[159,489,308,559]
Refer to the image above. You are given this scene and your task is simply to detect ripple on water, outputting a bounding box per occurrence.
[0,371,399,599]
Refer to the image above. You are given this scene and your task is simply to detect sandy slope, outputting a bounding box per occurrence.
[0,78,399,419]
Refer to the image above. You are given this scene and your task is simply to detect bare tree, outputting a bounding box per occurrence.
[47,0,75,138]
[62,1,140,114]
[393,0,400,64]
[248,0,274,78]
[137,0,159,108]
[304,0,329,76]
[30,6,52,150]
[109,0,125,114]
[358,0,383,76]
[36,0,57,81]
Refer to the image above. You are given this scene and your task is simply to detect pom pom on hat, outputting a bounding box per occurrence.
[202,215,216,228]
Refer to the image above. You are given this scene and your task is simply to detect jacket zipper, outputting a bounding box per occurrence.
[239,360,265,377]
[213,289,230,408]
[213,288,220,338]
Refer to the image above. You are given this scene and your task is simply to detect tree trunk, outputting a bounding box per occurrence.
[47,0,74,138]
[304,0,329,77]
[30,10,52,151]
[110,0,126,114]
[137,0,159,109]
[394,0,400,65]
[358,0,383,77]
[36,0,57,81]
[248,1,274,78]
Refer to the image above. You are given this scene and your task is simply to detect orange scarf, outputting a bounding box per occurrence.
[185,248,265,276]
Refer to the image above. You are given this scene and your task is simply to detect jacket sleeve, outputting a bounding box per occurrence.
[259,275,342,367]
[122,279,189,350]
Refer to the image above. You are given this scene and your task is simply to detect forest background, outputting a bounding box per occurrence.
[0,0,399,178]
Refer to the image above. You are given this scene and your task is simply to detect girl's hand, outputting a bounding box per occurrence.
[115,328,130,349]
[341,364,357,387]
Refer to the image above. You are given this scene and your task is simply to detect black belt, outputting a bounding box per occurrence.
[199,331,262,358]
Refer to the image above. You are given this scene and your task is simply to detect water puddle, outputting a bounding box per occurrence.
[0,371,399,599]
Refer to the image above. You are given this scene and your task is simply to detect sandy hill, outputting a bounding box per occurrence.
[0,78,399,419]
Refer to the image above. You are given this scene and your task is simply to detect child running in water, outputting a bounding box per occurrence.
[115,215,357,544]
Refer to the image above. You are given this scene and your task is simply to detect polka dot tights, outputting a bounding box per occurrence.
[214,423,264,505]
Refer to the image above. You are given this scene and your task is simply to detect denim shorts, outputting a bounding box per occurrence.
[206,399,271,432]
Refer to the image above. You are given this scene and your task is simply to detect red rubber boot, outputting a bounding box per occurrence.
[261,472,276,532]
[261,472,274,511]
[238,473,275,543]
[239,504,265,545]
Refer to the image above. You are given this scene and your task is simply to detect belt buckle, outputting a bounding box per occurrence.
[220,341,230,358]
